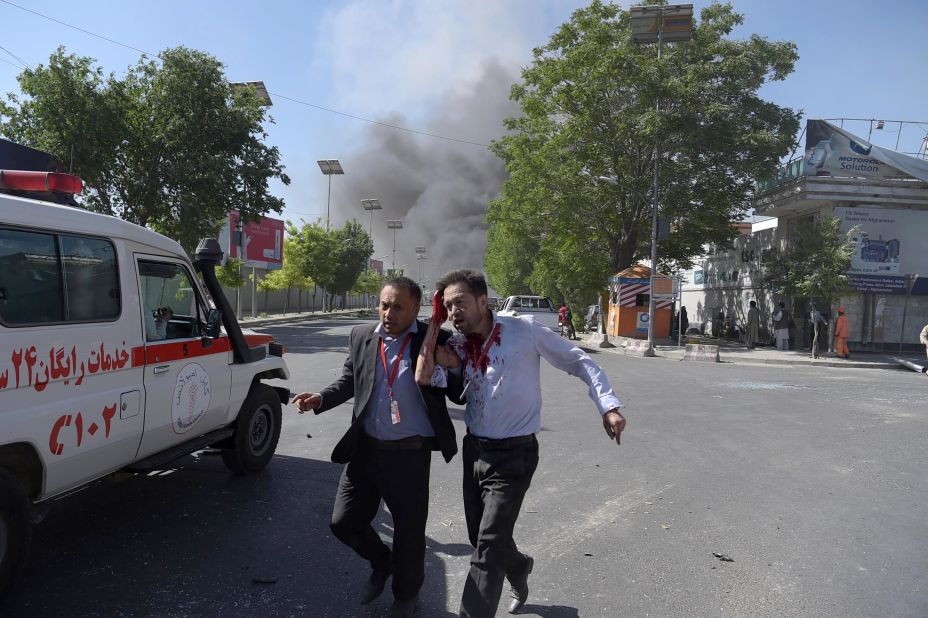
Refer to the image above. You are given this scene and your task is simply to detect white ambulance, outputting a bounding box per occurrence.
[0,169,290,594]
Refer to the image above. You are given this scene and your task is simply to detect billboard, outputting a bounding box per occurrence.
[803,120,928,182]
[222,211,285,270]
[836,206,928,294]
[369,259,384,274]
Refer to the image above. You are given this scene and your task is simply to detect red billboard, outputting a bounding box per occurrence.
[228,211,284,270]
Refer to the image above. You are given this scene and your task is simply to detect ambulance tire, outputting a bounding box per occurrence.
[0,468,32,597]
[222,385,282,475]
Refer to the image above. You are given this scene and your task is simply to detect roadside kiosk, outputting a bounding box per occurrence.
[607,265,672,338]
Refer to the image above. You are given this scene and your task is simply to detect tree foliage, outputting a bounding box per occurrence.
[289,220,373,306]
[0,46,290,252]
[486,1,801,302]
[763,216,857,306]
[216,257,247,289]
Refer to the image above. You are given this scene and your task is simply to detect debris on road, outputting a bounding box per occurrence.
[713,552,734,562]
[252,577,279,585]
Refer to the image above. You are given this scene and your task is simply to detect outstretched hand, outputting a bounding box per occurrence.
[291,392,321,413]
[602,409,626,445]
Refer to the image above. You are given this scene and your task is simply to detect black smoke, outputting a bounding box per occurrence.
[330,58,519,287]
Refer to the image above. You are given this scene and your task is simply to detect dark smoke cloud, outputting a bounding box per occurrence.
[330,58,519,287]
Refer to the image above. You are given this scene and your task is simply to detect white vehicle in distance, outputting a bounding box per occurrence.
[497,295,560,330]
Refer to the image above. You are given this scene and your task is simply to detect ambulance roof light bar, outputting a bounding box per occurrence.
[0,170,84,195]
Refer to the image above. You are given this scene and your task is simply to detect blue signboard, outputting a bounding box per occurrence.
[849,274,906,295]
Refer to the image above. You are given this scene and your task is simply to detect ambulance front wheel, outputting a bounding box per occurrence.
[0,468,32,597]
[222,385,282,475]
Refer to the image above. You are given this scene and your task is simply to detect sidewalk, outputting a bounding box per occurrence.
[575,332,926,371]
[237,308,373,329]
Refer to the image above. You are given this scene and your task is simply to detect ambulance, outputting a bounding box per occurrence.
[0,168,290,594]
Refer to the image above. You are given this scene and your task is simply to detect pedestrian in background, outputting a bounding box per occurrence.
[772,301,791,351]
[811,308,828,357]
[291,277,459,618]
[427,269,626,618]
[835,306,850,358]
[919,322,928,360]
[745,301,760,349]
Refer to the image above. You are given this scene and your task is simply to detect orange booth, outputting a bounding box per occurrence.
[606,265,672,338]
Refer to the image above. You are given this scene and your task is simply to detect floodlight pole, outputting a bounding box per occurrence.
[631,3,693,353]
[326,174,332,231]
[646,13,664,352]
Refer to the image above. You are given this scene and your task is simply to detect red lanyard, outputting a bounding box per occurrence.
[469,323,501,373]
[379,333,412,398]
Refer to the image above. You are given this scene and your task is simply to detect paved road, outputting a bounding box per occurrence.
[5,314,927,617]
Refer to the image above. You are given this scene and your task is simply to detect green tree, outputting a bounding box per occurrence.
[764,217,858,357]
[0,46,290,252]
[290,220,372,311]
[487,1,800,300]
[216,256,247,289]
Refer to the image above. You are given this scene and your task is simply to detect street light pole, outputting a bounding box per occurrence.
[631,3,694,353]
[387,220,403,271]
[361,199,382,273]
[317,159,344,232]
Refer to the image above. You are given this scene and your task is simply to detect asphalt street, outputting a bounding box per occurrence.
[4,314,927,617]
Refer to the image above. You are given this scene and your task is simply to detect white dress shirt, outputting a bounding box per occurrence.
[447,314,623,439]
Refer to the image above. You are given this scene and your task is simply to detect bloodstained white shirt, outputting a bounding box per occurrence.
[447,314,623,439]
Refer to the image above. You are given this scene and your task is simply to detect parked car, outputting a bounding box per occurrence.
[584,304,601,331]
[497,295,560,330]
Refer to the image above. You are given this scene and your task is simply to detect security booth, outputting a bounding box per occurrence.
[606,264,672,338]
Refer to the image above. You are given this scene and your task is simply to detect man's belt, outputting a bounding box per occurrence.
[467,433,535,451]
[363,434,435,450]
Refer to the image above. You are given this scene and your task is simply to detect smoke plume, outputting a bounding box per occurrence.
[329,58,519,287]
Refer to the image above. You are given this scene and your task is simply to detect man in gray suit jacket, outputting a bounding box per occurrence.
[292,276,458,617]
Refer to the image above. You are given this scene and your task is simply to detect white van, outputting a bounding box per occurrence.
[0,169,290,594]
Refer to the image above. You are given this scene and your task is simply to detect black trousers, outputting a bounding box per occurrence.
[329,439,432,601]
[459,434,539,618]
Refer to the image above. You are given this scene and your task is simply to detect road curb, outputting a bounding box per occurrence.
[576,341,904,371]
[240,309,372,329]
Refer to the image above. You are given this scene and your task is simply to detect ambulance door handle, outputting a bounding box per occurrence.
[153,365,171,374]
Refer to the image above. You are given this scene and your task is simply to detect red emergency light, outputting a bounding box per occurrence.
[0,170,84,194]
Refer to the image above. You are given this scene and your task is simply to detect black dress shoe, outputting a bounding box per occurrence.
[387,594,419,617]
[359,568,390,605]
[507,555,534,614]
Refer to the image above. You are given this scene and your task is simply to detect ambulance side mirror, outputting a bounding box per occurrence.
[205,308,222,338]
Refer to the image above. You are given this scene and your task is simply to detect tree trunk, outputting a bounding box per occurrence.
[285,287,290,315]
[297,288,302,314]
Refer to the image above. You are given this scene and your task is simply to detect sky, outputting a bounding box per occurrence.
[1,0,926,280]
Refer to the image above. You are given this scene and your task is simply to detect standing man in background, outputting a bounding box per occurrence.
[426,269,626,618]
[772,301,791,351]
[920,322,928,360]
[291,277,458,618]
[745,300,760,349]
[834,306,850,358]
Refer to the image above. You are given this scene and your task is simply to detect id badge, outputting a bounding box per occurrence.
[390,398,401,424]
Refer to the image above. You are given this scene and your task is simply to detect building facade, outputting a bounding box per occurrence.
[681,120,928,351]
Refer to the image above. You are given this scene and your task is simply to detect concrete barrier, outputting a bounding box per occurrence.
[684,343,720,362]
[625,339,655,357]
[588,333,616,349]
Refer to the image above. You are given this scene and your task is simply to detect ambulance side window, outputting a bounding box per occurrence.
[138,260,206,342]
[61,236,120,321]
[0,228,64,324]
[0,228,120,326]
